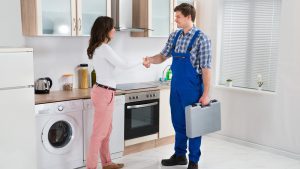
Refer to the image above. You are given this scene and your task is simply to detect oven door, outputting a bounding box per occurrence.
[125,99,159,140]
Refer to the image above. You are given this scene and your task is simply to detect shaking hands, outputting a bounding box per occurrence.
[143,57,151,68]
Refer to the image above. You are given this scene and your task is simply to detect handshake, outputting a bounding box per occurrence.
[143,57,151,68]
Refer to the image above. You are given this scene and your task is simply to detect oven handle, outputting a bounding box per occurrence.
[127,102,158,109]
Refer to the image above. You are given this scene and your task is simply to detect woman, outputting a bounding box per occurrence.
[86,16,141,169]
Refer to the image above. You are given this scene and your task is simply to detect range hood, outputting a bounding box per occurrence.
[111,0,153,32]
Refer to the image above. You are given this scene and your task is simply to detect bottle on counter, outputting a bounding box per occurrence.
[78,64,89,89]
[166,68,172,80]
[91,68,96,87]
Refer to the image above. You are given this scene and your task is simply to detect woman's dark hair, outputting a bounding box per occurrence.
[174,3,196,22]
[87,16,114,59]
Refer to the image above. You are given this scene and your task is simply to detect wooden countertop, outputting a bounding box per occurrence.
[35,83,170,105]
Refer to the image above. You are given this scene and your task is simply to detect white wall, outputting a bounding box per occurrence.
[23,0,172,90]
[25,34,171,90]
[198,0,300,157]
[0,0,171,91]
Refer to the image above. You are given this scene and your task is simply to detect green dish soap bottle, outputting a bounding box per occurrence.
[166,68,172,80]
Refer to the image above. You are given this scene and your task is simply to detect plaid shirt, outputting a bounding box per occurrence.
[160,26,212,74]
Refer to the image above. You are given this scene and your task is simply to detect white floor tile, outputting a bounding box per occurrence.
[80,136,300,169]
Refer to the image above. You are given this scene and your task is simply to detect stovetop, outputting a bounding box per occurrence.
[116,82,159,91]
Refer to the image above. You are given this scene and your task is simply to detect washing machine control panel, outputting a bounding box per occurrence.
[35,100,83,115]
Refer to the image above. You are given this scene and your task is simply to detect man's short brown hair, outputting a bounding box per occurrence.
[174,3,196,22]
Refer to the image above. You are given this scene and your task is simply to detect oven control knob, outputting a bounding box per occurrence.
[150,94,153,97]
[136,96,139,99]
[146,95,149,98]
[153,94,156,97]
[129,97,132,100]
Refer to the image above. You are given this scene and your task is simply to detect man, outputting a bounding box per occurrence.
[143,3,212,169]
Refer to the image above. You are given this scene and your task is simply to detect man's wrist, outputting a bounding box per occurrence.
[202,93,209,98]
[148,56,153,64]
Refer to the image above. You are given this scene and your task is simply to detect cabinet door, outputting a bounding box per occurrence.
[149,0,172,37]
[110,95,125,156]
[39,0,76,36]
[78,0,110,36]
[159,89,175,138]
[83,96,124,162]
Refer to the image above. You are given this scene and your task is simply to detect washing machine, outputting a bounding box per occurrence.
[83,95,125,165]
[35,100,84,169]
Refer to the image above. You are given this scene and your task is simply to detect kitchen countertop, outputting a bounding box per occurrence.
[35,82,170,105]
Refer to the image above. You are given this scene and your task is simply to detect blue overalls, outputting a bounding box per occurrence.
[170,29,204,163]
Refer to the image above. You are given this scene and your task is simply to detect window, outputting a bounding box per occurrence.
[219,0,281,92]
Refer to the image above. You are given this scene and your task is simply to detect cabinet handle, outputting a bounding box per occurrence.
[73,18,76,31]
[78,18,82,31]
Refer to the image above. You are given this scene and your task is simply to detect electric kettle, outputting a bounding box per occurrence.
[35,77,53,94]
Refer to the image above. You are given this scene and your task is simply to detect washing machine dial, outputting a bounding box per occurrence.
[58,105,64,111]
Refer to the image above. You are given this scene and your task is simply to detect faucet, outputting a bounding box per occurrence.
[160,65,171,82]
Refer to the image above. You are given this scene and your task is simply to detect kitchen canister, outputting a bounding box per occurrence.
[78,64,89,89]
[62,74,74,91]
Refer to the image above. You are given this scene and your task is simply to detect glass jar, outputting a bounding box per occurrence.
[62,74,73,91]
[78,64,89,89]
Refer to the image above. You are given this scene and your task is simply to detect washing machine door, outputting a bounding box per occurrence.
[42,115,78,154]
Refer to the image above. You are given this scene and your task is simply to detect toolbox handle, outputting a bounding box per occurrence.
[192,99,218,108]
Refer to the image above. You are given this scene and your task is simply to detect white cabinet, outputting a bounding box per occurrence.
[21,0,110,36]
[149,0,173,37]
[83,95,125,163]
[80,0,111,35]
[159,88,175,138]
[131,0,197,37]
[131,0,173,37]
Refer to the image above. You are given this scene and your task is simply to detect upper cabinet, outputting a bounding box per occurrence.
[21,0,196,37]
[149,0,172,37]
[80,0,110,35]
[131,0,197,37]
[21,0,110,36]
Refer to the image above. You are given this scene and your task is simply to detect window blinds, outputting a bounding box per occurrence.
[219,0,281,91]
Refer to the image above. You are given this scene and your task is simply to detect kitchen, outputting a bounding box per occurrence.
[1,0,300,169]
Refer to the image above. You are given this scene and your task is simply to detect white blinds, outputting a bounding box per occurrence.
[219,0,281,91]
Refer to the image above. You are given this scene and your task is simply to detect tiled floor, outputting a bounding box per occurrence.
[83,136,300,169]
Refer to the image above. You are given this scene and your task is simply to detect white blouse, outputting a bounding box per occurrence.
[92,44,141,88]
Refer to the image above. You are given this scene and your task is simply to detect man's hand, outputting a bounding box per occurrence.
[199,95,210,106]
[143,57,151,68]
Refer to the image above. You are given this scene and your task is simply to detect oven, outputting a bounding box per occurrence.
[124,90,159,140]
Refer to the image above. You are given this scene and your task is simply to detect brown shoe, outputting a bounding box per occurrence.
[103,163,124,169]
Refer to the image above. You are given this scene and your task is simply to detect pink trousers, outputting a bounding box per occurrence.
[86,85,115,169]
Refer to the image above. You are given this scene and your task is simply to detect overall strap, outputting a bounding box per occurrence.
[172,29,183,51]
[187,30,200,52]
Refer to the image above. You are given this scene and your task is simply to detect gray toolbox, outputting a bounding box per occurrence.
[185,100,221,138]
